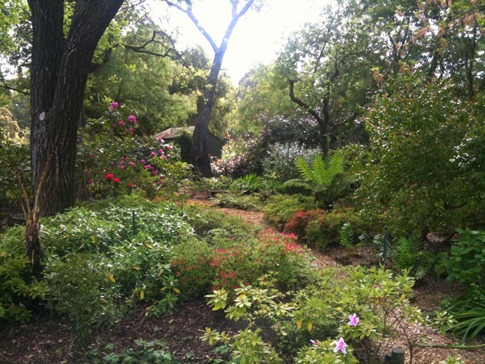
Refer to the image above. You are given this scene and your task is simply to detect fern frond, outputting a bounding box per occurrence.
[311,155,328,186]
[283,179,312,191]
[295,157,315,183]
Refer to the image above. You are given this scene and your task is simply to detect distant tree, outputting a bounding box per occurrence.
[163,0,260,177]
[276,0,377,154]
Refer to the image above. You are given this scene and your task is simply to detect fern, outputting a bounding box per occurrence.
[295,154,344,188]
[285,153,345,209]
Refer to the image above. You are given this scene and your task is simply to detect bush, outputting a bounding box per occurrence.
[392,237,434,280]
[262,142,321,182]
[446,229,485,287]
[170,240,214,299]
[284,209,327,241]
[263,194,318,227]
[0,226,45,324]
[171,229,313,299]
[203,266,423,363]
[304,209,366,251]
[43,253,125,346]
[358,79,485,240]
[77,102,189,201]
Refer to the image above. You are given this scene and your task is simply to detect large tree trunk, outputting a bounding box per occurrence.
[27,0,124,272]
[28,0,124,216]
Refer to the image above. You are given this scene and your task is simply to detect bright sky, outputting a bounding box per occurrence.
[151,0,332,83]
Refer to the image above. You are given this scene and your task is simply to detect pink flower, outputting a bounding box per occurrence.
[161,155,167,160]
[348,313,359,327]
[87,178,93,185]
[140,159,145,164]
[310,339,318,346]
[127,115,137,124]
[150,151,157,157]
[109,101,119,111]
[129,127,134,134]
[117,120,125,126]
[334,337,347,355]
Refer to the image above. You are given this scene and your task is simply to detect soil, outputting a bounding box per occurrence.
[1,198,484,363]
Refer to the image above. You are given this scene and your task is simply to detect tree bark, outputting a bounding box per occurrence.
[28,0,124,216]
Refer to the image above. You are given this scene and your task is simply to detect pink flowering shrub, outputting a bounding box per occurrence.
[78,101,188,200]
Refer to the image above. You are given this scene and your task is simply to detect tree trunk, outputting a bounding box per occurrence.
[26,0,124,270]
[289,79,329,155]
[186,0,255,177]
[28,0,124,216]
[191,50,224,177]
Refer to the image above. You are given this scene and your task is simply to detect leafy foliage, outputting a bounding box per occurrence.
[358,79,485,240]
[263,194,318,227]
[203,266,423,363]
[446,229,485,287]
[285,153,345,208]
[444,286,485,341]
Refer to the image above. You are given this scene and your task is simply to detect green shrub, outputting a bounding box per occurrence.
[183,203,255,240]
[392,237,434,280]
[43,253,125,346]
[170,240,214,299]
[212,191,262,211]
[446,229,485,287]
[90,339,179,363]
[0,226,45,323]
[263,194,317,227]
[304,209,365,251]
[203,266,422,363]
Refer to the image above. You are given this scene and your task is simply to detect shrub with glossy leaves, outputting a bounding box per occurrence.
[358,79,485,240]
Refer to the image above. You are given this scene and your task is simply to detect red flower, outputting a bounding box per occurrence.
[105,173,114,181]
[113,177,120,184]
[128,182,134,188]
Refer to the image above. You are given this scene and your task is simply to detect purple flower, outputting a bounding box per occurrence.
[127,115,137,124]
[109,101,119,111]
[310,339,318,346]
[348,313,359,327]
[334,337,347,355]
